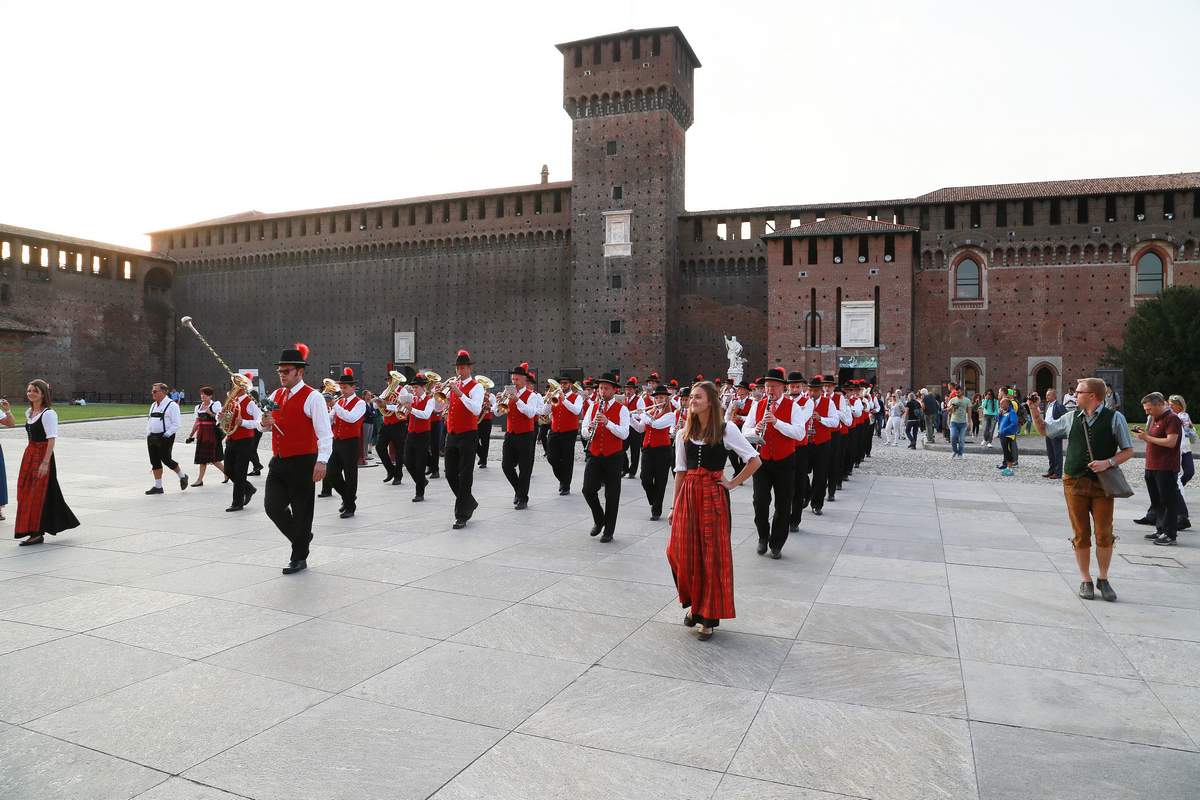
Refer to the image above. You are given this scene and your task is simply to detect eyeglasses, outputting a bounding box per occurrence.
[276,368,296,375]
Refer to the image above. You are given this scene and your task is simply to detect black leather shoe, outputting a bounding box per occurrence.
[827,496,836,502]
[683,613,697,627]
[812,507,823,516]
[1096,579,1117,602]
[317,491,333,498]
[789,524,800,533]
[515,500,528,510]
[452,519,467,530]
[428,472,440,479]
[559,488,569,496]
[391,477,403,485]
[282,560,307,574]
[412,495,424,502]
[179,474,189,490]
[248,468,262,476]
[1177,520,1191,531]
[244,484,257,500]
[756,539,768,555]
[382,474,395,483]
[339,509,355,519]
[338,505,345,513]
[225,505,244,512]
[589,524,602,537]
[1078,581,1095,600]
[19,535,44,546]
[478,464,487,469]
[769,549,782,560]
[600,533,613,542]
[650,513,661,521]
[145,487,164,495]
[1133,515,1156,526]
[513,495,521,505]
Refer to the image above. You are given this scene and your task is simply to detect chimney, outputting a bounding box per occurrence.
[540,164,549,184]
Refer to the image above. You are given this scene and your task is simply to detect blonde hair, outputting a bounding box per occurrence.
[682,381,725,445]
[1169,394,1187,411]
[1077,377,1107,397]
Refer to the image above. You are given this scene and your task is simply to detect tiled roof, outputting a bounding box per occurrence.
[914,172,1200,203]
[0,223,167,260]
[148,180,574,234]
[763,216,919,238]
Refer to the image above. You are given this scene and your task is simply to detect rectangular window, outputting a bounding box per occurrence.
[409,206,416,225]
[193,232,199,247]
[612,41,620,62]
[219,227,225,245]
[996,202,1007,227]
[344,212,352,231]
[1134,193,1146,221]
[460,201,468,221]
[39,247,48,267]
[970,203,981,228]
[1077,197,1088,224]
[612,186,622,201]
[286,220,293,237]
[534,193,542,214]
[376,210,383,229]
[1049,198,1061,225]
[1193,190,1200,217]
[424,205,432,225]
[652,34,661,56]
[1022,200,1033,226]
[443,203,450,223]
[515,196,523,216]
[315,217,322,234]
[833,238,843,263]
[1163,192,1175,220]
[593,41,601,65]
[574,47,582,68]
[167,235,174,250]
[764,219,775,234]
[75,253,83,271]
[783,239,793,266]
[478,200,486,220]
[858,235,869,262]
[58,250,67,268]
[299,219,306,236]
[392,208,400,227]
[740,221,751,240]
[884,234,895,261]
[92,255,100,273]
[272,223,279,240]
[610,273,622,289]
[896,208,906,225]
[553,191,562,213]
[609,319,623,334]
[205,230,212,246]
[944,205,955,229]
[809,288,818,347]
[123,260,132,280]
[814,209,826,222]
[1105,195,1117,222]
[257,224,264,241]
[919,207,930,231]
[716,222,727,241]
[693,219,703,242]
[496,197,505,218]
[790,217,801,229]
[808,238,818,264]
[605,141,617,158]
[632,37,641,60]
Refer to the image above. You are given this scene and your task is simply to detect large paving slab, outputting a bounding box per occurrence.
[1,418,1196,798]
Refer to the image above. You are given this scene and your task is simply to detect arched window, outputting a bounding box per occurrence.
[1136,251,1164,295]
[958,363,980,395]
[955,258,980,299]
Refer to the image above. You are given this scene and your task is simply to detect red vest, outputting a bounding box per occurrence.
[732,397,752,424]
[851,399,866,427]
[270,383,318,458]
[811,395,834,445]
[481,393,494,422]
[227,395,255,441]
[588,400,626,457]
[506,387,536,435]
[551,392,581,432]
[408,396,433,434]
[332,395,364,440]
[755,395,798,462]
[643,410,673,448]
[835,395,849,434]
[445,379,478,434]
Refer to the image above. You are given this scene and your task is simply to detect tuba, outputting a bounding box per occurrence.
[322,378,339,395]
[379,370,407,402]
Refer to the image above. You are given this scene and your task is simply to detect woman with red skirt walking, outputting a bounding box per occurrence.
[667,381,760,640]
[1,379,79,546]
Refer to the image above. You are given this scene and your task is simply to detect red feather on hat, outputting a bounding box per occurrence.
[294,343,310,361]
[520,362,529,370]
[457,349,470,358]
[341,368,353,378]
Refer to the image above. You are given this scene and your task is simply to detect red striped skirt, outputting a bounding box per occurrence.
[15,443,79,537]
[666,467,735,624]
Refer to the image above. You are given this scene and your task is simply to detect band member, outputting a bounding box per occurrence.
[187,387,225,486]
[668,381,760,640]
[223,377,262,512]
[327,369,365,518]
[375,376,410,485]
[531,371,551,457]
[477,384,496,468]
[145,382,188,495]
[501,363,541,510]
[668,379,681,410]
[623,376,646,478]
[724,381,753,473]
[581,372,630,542]
[443,349,485,529]
[807,376,841,516]
[863,386,877,458]
[786,371,814,532]
[2,380,79,546]
[318,387,338,499]
[741,366,807,558]
[630,384,675,519]
[248,384,265,475]
[826,378,849,501]
[677,386,691,428]
[849,382,866,471]
[260,344,332,574]
[547,373,583,495]
[427,391,443,480]
[404,373,435,501]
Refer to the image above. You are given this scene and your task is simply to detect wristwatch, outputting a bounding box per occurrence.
[1107,458,1115,468]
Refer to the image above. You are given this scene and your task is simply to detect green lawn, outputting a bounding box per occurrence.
[47,403,147,422]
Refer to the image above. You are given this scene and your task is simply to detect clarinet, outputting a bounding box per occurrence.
[587,398,608,440]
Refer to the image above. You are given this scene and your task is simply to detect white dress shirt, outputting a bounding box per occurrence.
[147,397,181,438]
[29,408,59,438]
[836,394,853,426]
[239,398,262,429]
[332,394,366,424]
[558,392,583,416]
[629,408,676,434]
[816,393,841,428]
[674,421,758,472]
[514,388,543,419]
[454,376,485,416]
[408,393,435,420]
[740,394,805,442]
[582,400,631,441]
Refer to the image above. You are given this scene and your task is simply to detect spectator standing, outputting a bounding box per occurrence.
[997,397,1019,472]
[885,393,905,446]
[904,392,921,449]
[1169,395,1193,530]
[921,389,939,446]
[1135,393,1184,546]
[970,393,982,439]
[981,390,999,447]
[1042,388,1067,479]
[1027,377,1133,601]
[947,384,969,458]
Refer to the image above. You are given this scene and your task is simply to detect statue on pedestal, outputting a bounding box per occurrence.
[724,334,747,384]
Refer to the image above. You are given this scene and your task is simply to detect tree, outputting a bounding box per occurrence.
[1104,285,1200,413]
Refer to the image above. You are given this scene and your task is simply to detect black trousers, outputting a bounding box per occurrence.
[624,434,643,477]
[147,434,179,471]
[537,422,550,455]
[808,440,830,512]
[376,422,407,480]
[1045,436,1064,475]
[640,444,673,517]
[264,453,317,562]
[827,432,843,497]
[1145,468,1183,538]
[905,420,920,446]
[753,456,795,552]
[547,430,578,491]
[327,437,360,511]
[502,431,537,503]
[865,420,875,455]
[404,431,429,496]
[225,437,255,507]
[444,430,478,520]
[476,418,493,466]
[583,452,623,535]
[428,420,443,473]
[789,444,811,526]
[250,431,264,469]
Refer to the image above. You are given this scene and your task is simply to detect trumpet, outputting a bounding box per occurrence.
[423,371,450,403]
[495,384,517,416]
[322,378,339,395]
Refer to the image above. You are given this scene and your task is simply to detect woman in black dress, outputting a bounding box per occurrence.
[187,386,225,486]
[1,379,79,546]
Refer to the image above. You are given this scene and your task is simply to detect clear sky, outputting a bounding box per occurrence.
[2,0,1196,251]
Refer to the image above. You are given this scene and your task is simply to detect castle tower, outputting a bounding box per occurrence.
[556,27,700,378]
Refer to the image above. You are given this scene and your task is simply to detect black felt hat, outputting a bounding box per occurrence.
[336,368,356,385]
[808,376,824,388]
[510,362,530,378]
[275,343,310,367]
[410,372,428,386]
[763,366,787,384]
[596,372,620,387]
[737,380,751,391]
[455,349,473,366]
[652,384,670,396]
[787,370,805,383]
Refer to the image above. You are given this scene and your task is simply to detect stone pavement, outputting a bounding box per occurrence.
[0,420,1197,800]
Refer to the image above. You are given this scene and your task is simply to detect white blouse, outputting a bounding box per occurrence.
[28,408,59,438]
[674,421,758,473]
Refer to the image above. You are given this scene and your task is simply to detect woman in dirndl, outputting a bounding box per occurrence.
[1,379,79,546]
[667,380,760,641]
[188,386,225,486]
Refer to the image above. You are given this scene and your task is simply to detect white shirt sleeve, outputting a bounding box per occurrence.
[724,420,759,461]
[650,410,676,430]
[302,386,334,462]
[515,391,540,418]
[457,380,484,416]
[794,398,814,440]
[241,399,262,429]
[409,399,434,420]
[164,400,181,438]
[838,397,853,425]
[771,398,804,442]
[818,397,840,428]
[211,400,223,417]
[606,404,630,440]
[740,400,759,439]
[561,393,583,415]
[333,396,366,423]
[674,428,688,472]
[40,409,60,439]
[629,414,646,433]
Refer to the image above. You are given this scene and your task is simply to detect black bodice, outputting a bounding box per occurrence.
[685,439,729,470]
[26,413,48,443]
[197,407,216,422]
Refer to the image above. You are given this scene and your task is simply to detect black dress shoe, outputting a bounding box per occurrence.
[650,513,661,521]
[180,474,190,490]
[1078,581,1095,600]
[1178,520,1192,531]
[600,533,613,542]
[788,524,799,533]
[756,539,768,555]
[391,477,403,485]
[225,505,244,512]
[515,500,528,510]
[513,495,521,505]
[589,524,602,537]
[338,504,345,513]
[428,472,440,479]
[282,560,307,574]
[339,509,355,519]
[478,463,487,469]
[382,474,395,483]
[19,535,44,546]
[412,495,424,502]
[812,507,823,516]
[145,487,164,495]
[318,491,333,498]
[1133,515,1156,526]
[559,488,569,496]
[249,468,262,476]
[769,549,782,560]
[245,484,257,499]
[452,519,467,530]
[683,613,697,627]
[1096,579,1117,602]
[827,496,836,502]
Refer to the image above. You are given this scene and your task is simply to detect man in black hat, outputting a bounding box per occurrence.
[807,376,841,516]
[501,362,541,510]
[260,343,333,574]
[786,370,814,532]
[403,373,435,501]
[630,384,676,520]
[546,372,584,495]
[740,366,806,558]
[327,368,366,518]
[623,377,646,479]
[443,349,485,529]
[582,373,630,542]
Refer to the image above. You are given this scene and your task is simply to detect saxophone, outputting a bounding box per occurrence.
[217,374,252,435]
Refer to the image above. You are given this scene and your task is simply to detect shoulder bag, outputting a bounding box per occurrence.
[1081,413,1134,498]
